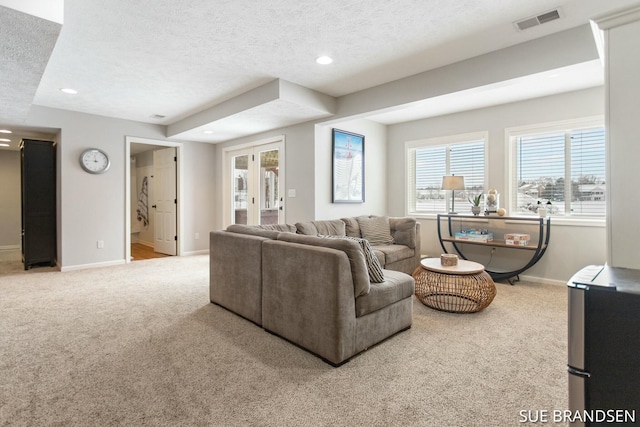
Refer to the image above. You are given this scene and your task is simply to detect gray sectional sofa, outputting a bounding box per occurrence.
[209,216,420,365]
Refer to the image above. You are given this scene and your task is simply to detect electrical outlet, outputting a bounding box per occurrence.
[97,240,104,249]
[195,232,200,240]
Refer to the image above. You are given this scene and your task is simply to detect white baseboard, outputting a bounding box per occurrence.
[182,250,209,256]
[0,245,20,251]
[517,274,567,287]
[61,259,126,272]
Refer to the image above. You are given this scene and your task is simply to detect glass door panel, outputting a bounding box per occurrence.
[259,149,280,225]
[233,154,249,225]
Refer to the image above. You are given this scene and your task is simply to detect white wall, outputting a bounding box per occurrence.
[212,118,389,229]
[387,87,606,283]
[0,150,21,248]
[314,119,387,220]
[181,140,217,253]
[25,106,216,269]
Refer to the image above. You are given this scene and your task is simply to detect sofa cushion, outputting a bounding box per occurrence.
[226,224,281,239]
[389,217,418,249]
[319,235,385,283]
[256,224,297,232]
[371,248,385,267]
[226,224,296,238]
[275,233,370,297]
[356,216,394,245]
[341,217,361,238]
[373,244,415,265]
[295,219,346,236]
[355,270,415,317]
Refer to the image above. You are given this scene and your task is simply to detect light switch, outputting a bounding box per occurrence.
[288,189,296,197]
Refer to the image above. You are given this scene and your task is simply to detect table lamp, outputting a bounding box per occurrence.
[441,175,465,214]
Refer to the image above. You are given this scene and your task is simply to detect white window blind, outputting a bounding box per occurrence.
[570,128,606,216]
[408,137,485,214]
[511,123,605,218]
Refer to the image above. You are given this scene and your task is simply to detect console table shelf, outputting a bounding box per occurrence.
[437,214,551,284]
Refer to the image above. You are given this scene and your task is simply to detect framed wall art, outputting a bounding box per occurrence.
[332,129,364,203]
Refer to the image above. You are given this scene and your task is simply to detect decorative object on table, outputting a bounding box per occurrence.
[413,258,496,313]
[332,129,364,203]
[504,233,530,246]
[441,175,465,214]
[484,188,499,215]
[468,193,483,216]
[440,253,458,266]
[526,199,554,216]
[454,229,494,242]
[497,207,507,216]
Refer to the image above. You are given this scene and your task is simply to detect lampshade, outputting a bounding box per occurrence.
[441,175,465,190]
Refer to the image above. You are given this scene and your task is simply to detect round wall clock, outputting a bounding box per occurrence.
[79,148,110,174]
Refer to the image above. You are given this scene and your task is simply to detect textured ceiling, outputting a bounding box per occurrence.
[1,0,640,149]
[0,5,60,123]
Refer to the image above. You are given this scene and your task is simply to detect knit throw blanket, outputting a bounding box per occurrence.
[137,176,149,227]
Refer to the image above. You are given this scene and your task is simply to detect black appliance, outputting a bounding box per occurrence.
[567,265,640,426]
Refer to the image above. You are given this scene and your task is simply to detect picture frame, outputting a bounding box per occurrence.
[332,129,365,203]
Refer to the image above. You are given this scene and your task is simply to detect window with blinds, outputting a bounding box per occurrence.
[511,123,605,218]
[407,135,486,215]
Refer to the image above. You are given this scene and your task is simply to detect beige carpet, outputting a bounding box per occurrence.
[0,251,568,426]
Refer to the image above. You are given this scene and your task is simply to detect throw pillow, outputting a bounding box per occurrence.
[356,216,394,245]
[318,235,385,283]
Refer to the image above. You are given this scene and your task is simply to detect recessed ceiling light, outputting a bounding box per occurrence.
[60,88,78,94]
[0,129,12,134]
[0,138,10,142]
[316,56,333,65]
[0,143,9,147]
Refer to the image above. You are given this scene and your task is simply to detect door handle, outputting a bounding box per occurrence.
[152,205,157,208]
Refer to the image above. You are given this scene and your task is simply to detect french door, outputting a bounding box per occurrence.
[226,139,284,226]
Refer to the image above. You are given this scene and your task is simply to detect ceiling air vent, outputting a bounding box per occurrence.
[514,8,561,31]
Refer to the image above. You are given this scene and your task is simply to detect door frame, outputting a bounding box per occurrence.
[222,135,285,227]
[125,136,184,263]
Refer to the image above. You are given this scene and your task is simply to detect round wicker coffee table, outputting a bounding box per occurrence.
[412,258,496,313]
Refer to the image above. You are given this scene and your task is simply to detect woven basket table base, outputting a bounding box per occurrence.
[413,263,496,313]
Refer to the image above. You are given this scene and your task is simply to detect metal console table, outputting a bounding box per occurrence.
[437,213,551,284]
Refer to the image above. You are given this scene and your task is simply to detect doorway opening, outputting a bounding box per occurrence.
[125,137,183,263]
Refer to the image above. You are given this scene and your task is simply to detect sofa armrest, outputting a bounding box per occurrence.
[210,231,266,325]
[261,240,357,365]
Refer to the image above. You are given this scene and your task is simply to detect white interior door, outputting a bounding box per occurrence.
[153,147,177,255]
[225,139,284,226]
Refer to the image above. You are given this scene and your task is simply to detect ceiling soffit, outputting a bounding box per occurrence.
[167,79,336,143]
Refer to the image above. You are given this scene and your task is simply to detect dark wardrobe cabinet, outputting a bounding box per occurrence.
[21,139,57,269]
